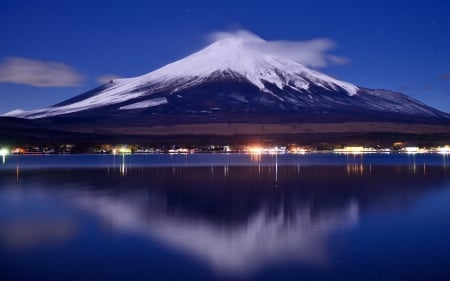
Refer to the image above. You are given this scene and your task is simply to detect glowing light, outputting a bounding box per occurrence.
[247,146,286,154]
[168,148,189,154]
[405,147,418,153]
[437,145,450,154]
[334,147,386,154]
[266,146,287,154]
[12,147,25,154]
[120,153,126,176]
[119,146,132,154]
[290,147,309,154]
[0,148,9,164]
[334,146,364,154]
[403,147,428,154]
[248,146,263,154]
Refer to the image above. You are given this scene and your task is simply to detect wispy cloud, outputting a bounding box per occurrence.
[96,74,122,84]
[0,57,84,87]
[210,29,348,68]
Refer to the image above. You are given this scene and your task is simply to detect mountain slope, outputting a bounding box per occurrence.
[2,35,449,124]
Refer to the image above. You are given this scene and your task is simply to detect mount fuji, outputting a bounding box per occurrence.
[2,32,449,141]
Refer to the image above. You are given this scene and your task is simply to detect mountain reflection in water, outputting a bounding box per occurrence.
[1,154,450,280]
[73,183,358,274]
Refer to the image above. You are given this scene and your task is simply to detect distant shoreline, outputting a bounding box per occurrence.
[1,118,449,152]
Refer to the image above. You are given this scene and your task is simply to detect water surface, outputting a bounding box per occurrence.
[1,153,449,281]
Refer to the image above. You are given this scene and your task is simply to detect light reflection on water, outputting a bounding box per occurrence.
[2,152,450,170]
[1,154,450,281]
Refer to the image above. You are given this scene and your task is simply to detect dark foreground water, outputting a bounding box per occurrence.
[0,153,450,281]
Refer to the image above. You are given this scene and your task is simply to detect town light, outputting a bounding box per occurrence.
[334,146,364,154]
[119,146,132,154]
[437,145,450,154]
[248,146,263,154]
[0,148,9,164]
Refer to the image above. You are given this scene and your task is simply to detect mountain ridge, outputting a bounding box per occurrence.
[2,33,449,125]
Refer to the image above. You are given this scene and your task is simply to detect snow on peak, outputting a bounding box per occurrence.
[1,32,359,119]
[139,33,359,95]
[2,109,26,116]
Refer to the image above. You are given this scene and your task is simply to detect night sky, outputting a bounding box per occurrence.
[1,0,449,114]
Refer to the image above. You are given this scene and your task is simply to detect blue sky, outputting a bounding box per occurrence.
[1,0,449,114]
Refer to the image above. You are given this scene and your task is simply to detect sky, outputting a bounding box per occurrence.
[0,0,449,114]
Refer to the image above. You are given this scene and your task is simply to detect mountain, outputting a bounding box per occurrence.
[1,35,449,144]
[3,35,449,122]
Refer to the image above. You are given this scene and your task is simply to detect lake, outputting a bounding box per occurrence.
[1,153,450,281]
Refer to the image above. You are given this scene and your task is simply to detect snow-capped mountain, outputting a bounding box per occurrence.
[3,34,449,123]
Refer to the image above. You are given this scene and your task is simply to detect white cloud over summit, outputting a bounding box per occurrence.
[0,30,347,90]
[210,29,348,68]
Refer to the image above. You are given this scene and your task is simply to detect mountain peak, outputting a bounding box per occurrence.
[131,34,359,97]
[4,33,448,121]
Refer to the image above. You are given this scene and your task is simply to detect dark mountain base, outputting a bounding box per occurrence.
[1,117,449,150]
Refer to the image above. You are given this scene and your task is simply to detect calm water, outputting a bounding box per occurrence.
[0,153,450,281]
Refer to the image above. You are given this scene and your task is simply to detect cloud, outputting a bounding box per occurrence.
[440,72,450,80]
[0,57,84,87]
[209,29,348,68]
[96,74,122,84]
[327,55,350,65]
